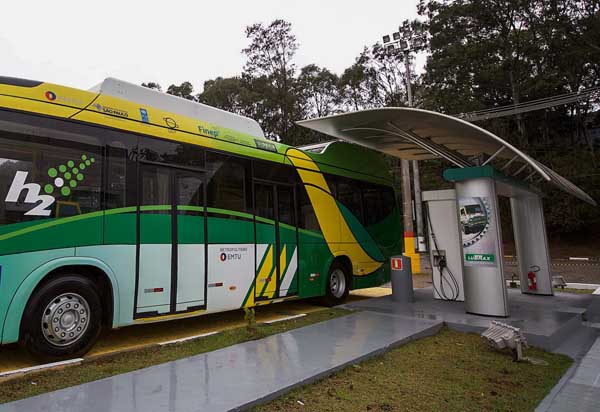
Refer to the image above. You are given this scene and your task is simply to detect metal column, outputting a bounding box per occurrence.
[510,195,554,295]
[455,177,509,317]
[413,160,426,252]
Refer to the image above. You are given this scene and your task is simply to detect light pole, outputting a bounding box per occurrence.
[383,28,428,272]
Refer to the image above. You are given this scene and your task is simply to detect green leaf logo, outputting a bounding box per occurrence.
[46,154,96,197]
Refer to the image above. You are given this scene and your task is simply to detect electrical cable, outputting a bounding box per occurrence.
[455,86,600,122]
[425,203,460,301]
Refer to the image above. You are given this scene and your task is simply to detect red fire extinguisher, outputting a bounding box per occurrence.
[527,265,540,291]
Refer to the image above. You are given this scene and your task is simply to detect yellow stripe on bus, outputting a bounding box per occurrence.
[286,149,383,276]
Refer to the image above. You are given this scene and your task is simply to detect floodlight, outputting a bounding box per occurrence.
[413,36,427,49]
[481,321,528,361]
[382,35,391,44]
[399,40,409,50]
[386,44,396,53]
[393,32,401,41]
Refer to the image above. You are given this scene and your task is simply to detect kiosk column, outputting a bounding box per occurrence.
[510,195,554,295]
[455,177,509,317]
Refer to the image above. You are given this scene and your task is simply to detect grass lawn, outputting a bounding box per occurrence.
[253,327,572,412]
[0,307,350,404]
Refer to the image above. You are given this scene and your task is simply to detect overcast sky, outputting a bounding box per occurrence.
[1,0,422,93]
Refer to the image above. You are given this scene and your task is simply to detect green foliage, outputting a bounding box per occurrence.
[141,82,162,92]
[166,81,195,101]
[297,64,339,118]
[535,148,600,235]
[243,307,256,332]
[197,20,412,146]
[143,8,600,236]
[417,0,600,235]
[198,76,257,117]
[241,19,302,144]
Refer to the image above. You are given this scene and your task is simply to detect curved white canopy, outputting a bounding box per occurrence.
[297,108,596,205]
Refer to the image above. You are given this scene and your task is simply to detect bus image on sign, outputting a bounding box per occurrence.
[0,77,402,360]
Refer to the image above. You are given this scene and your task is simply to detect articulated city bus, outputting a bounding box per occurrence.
[0,77,402,360]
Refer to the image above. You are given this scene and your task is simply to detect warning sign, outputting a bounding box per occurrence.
[391,257,403,271]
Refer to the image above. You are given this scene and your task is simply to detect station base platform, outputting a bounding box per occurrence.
[0,310,441,412]
[2,287,598,412]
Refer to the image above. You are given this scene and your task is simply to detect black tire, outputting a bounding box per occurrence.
[321,260,351,307]
[21,275,103,361]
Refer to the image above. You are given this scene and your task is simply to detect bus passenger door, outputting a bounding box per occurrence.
[254,183,277,301]
[277,185,298,296]
[136,165,206,318]
[136,165,173,316]
[254,182,298,301]
[174,172,206,312]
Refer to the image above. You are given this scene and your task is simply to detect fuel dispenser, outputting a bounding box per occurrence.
[423,189,465,302]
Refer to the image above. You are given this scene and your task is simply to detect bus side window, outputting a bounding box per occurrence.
[105,132,138,210]
[206,152,251,213]
[0,128,102,224]
[253,160,296,183]
[336,179,364,224]
[297,183,321,234]
[363,184,395,227]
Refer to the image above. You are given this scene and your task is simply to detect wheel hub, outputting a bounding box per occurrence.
[41,293,90,347]
[330,269,346,298]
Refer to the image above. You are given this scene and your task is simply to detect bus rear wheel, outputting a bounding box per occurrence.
[322,260,351,307]
[21,275,103,361]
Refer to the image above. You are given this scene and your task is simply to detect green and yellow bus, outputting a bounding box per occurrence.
[0,76,402,360]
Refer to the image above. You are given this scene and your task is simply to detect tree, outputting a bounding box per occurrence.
[418,0,600,147]
[242,19,302,144]
[166,81,195,101]
[417,0,600,235]
[338,41,413,111]
[197,76,254,116]
[338,56,374,112]
[141,82,162,91]
[297,64,340,118]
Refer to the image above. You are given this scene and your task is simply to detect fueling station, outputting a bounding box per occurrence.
[298,107,597,317]
[1,92,599,412]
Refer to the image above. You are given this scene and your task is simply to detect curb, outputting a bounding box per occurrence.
[0,312,313,383]
[262,314,306,324]
[0,331,223,383]
[0,358,83,380]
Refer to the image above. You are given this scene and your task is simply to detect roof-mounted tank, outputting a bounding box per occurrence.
[89,78,265,138]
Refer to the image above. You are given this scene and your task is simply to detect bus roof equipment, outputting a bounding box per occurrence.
[90,78,266,138]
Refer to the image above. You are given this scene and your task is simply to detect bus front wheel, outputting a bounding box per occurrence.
[322,260,351,307]
[21,275,103,361]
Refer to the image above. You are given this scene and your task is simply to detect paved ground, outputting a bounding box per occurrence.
[537,295,600,412]
[0,289,389,374]
[537,337,600,412]
[2,276,598,412]
[345,288,599,356]
[0,311,442,412]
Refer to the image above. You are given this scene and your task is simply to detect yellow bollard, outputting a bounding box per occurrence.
[403,232,421,274]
